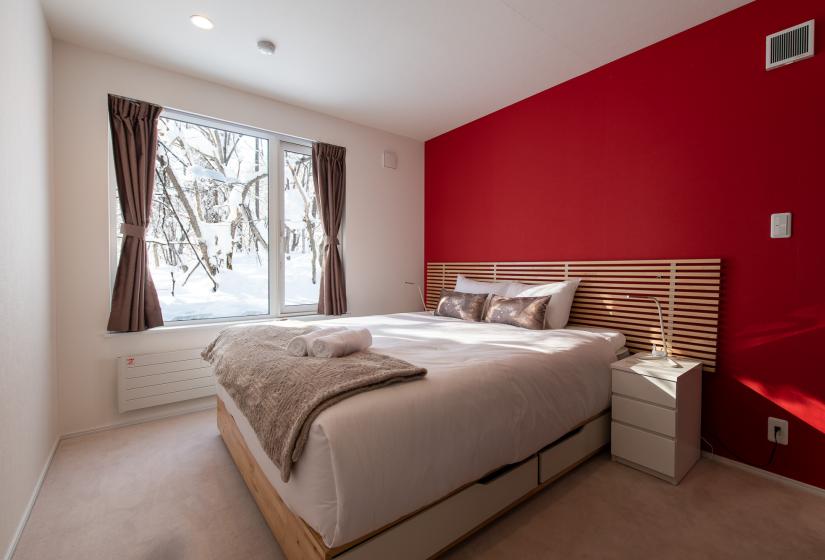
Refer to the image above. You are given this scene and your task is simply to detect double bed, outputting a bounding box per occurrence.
[217,312,626,557]
[214,259,722,559]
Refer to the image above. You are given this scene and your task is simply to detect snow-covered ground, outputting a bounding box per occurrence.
[283,250,322,307]
[150,251,319,321]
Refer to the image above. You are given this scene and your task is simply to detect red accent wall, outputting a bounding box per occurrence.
[425,0,825,488]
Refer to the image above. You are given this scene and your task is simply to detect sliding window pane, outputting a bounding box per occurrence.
[282,145,321,309]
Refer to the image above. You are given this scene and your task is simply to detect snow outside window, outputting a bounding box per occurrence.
[111,111,323,323]
[281,143,322,312]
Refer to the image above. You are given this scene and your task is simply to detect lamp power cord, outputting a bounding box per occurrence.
[702,425,781,469]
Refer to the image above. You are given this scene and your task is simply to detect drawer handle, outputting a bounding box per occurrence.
[478,460,524,485]
[612,419,675,440]
[613,391,675,409]
[539,425,583,453]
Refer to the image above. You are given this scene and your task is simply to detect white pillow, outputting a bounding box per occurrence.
[504,278,582,329]
[454,274,511,295]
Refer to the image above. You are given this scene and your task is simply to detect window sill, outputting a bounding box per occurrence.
[102,312,346,338]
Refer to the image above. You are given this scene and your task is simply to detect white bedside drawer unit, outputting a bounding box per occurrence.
[610,354,702,484]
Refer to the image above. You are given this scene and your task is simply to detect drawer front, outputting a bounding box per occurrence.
[341,457,538,560]
[612,395,676,437]
[539,413,609,483]
[612,422,675,477]
[612,369,676,408]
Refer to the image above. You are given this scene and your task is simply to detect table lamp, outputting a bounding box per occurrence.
[404,281,428,312]
[625,295,679,367]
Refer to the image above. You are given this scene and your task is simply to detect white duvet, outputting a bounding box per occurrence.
[218,312,619,547]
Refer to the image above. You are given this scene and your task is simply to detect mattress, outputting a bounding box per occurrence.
[217,312,620,547]
[565,324,626,353]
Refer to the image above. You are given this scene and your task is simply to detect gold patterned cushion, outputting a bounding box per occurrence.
[434,289,489,322]
[483,294,551,330]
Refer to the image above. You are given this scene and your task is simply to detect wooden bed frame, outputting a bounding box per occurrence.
[217,258,722,559]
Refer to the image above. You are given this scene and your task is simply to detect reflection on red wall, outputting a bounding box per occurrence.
[425,0,825,488]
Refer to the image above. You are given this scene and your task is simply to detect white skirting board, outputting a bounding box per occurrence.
[62,398,217,440]
[701,452,825,499]
[3,438,59,560]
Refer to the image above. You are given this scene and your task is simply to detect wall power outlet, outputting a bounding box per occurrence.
[768,417,789,445]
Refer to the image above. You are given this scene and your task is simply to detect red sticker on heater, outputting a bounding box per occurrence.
[127,357,135,365]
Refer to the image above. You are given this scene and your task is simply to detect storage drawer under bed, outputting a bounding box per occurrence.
[339,411,611,559]
[338,457,538,559]
[538,412,610,483]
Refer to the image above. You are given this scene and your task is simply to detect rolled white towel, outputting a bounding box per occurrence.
[311,328,373,358]
[287,326,348,357]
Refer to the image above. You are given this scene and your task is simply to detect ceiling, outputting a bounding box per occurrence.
[41,0,752,140]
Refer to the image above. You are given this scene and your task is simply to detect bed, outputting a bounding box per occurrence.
[216,259,722,559]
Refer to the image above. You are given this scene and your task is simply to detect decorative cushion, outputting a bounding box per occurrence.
[483,294,552,330]
[434,289,489,322]
[504,278,582,329]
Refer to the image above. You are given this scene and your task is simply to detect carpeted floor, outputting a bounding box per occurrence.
[12,409,825,559]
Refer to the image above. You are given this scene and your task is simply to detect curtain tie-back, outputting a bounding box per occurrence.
[120,223,147,239]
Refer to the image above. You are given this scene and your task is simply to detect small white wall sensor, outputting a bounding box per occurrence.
[383,151,397,169]
[770,213,792,238]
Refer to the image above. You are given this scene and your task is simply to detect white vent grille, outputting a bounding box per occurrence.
[766,20,814,70]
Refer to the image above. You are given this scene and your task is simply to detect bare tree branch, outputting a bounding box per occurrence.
[157,174,219,292]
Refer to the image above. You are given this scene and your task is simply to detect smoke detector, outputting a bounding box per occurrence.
[257,40,276,56]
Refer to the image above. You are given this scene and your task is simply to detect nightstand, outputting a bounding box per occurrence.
[610,353,702,484]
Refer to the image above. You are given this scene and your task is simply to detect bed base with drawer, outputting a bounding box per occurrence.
[218,258,721,559]
[218,397,609,560]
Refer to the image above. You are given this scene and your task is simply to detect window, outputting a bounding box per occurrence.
[111,110,323,323]
[281,143,322,312]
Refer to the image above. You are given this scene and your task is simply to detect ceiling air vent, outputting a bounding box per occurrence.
[766,20,814,70]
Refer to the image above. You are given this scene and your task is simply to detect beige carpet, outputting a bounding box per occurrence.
[13,409,825,560]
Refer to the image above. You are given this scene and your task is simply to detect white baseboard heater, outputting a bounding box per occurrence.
[117,348,215,412]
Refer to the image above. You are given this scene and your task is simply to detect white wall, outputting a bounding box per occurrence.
[52,41,425,435]
[0,1,57,558]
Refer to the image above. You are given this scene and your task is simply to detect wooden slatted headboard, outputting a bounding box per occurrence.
[425,259,721,372]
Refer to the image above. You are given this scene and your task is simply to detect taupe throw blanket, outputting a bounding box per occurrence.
[202,324,427,482]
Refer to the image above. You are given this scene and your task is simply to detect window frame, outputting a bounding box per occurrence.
[108,107,319,327]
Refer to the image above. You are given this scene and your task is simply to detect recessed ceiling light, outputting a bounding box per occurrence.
[190,15,214,30]
[257,40,276,55]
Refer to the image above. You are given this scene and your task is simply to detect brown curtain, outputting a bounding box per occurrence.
[312,142,347,315]
[107,94,164,331]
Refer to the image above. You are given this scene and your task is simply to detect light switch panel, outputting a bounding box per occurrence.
[771,212,792,238]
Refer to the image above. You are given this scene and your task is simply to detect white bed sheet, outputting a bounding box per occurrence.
[218,312,618,547]
[565,324,626,353]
